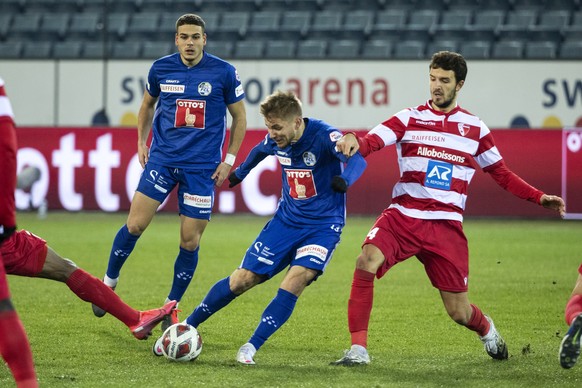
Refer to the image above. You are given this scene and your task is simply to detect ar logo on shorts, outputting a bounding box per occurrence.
[425,160,453,190]
[198,82,212,96]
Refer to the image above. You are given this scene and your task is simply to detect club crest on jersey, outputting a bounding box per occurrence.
[458,123,471,136]
[286,169,316,199]
[303,152,317,166]
[424,160,453,191]
[198,82,212,96]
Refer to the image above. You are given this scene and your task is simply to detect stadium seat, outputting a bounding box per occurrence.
[465,10,504,42]
[414,0,447,10]
[264,40,297,59]
[142,42,174,59]
[435,10,472,32]
[246,11,282,39]
[459,40,491,59]
[511,0,546,12]
[372,9,407,41]
[106,13,130,42]
[108,0,140,13]
[328,40,361,59]
[361,39,392,59]
[204,40,234,59]
[52,41,83,59]
[8,13,43,41]
[140,0,179,13]
[297,39,328,59]
[82,41,109,59]
[319,0,354,11]
[125,13,161,40]
[559,40,582,59]
[427,40,459,56]
[68,13,101,40]
[234,41,265,59]
[497,9,538,41]
[0,14,12,41]
[476,0,512,11]
[259,0,292,11]
[214,12,249,41]
[394,40,425,59]
[492,40,524,59]
[0,42,23,59]
[525,41,557,59]
[111,41,142,59]
[39,13,70,42]
[528,10,570,43]
[278,11,311,40]
[25,0,56,13]
[284,0,322,11]
[446,0,482,11]
[0,0,25,14]
[341,10,374,40]
[22,41,52,59]
[52,0,83,13]
[310,11,343,39]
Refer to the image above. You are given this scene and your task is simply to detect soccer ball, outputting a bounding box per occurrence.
[160,323,202,362]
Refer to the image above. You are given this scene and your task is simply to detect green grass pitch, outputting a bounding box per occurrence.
[2,212,581,387]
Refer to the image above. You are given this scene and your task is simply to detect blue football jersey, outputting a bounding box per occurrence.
[234,118,365,226]
[145,52,245,169]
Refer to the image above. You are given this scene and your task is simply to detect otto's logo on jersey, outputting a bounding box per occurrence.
[161,84,185,93]
[424,160,453,190]
[198,82,212,96]
[303,152,317,166]
[286,169,316,199]
[175,99,205,129]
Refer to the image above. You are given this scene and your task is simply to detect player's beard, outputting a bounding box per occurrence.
[433,89,457,110]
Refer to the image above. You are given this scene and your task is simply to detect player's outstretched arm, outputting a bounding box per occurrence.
[540,194,566,218]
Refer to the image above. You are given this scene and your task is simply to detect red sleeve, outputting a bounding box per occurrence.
[484,159,544,205]
[0,117,17,230]
[344,131,385,158]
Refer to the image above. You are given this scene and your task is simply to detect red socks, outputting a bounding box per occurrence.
[466,304,490,337]
[565,294,582,325]
[66,269,140,327]
[348,269,376,348]
[0,309,38,387]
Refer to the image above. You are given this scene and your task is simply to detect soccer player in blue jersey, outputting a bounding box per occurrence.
[92,14,247,331]
[152,90,367,364]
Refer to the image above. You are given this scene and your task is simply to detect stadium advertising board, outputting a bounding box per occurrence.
[15,127,568,218]
[1,60,581,130]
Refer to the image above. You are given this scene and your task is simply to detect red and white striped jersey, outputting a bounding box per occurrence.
[0,77,17,232]
[357,100,543,222]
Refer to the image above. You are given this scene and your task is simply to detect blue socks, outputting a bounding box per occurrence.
[106,225,139,279]
[167,247,199,302]
[249,288,298,351]
[186,277,237,327]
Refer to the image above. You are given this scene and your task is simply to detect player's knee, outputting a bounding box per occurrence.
[126,222,146,236]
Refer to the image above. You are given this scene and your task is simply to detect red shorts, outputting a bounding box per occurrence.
[0,256,9,300]
[0,229,47,277]
[364,208,469,292]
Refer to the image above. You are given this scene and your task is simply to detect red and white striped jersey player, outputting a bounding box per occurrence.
[331,51,565,366]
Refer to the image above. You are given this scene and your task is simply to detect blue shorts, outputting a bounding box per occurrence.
[240,216,342,281]
[136,162,215,220]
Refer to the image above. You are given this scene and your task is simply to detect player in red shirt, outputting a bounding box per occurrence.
[0,77,176,387]
[331,51,565,365]
[559,263,582,369]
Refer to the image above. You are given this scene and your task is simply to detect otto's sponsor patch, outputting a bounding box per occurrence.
[296,244,328,261]
[183,193,212,208]
[175,99,205,129]
[285,169,316,199]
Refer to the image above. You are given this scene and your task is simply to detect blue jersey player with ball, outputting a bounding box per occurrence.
[154,90,367,365]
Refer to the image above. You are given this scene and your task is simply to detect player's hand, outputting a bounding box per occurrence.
[137,142,149,168]
[540,194,566,218]
[211,163,232,187]
[331,176,348,193]
[336,133,359,157]
[228,171,242,188]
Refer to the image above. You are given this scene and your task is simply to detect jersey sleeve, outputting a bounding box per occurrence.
[146,64,160,98]
[224,65,245,105]
[233,134,272,180]
[483,159,544,204]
